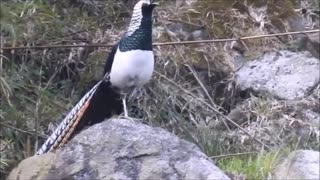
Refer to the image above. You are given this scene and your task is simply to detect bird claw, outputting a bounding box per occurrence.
[118,115,137,124]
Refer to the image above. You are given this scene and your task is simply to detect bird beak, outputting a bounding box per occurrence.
[150,2,158,9]
[151,2,158,6]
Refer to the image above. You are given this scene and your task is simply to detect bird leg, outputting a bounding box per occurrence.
[122,94,129,117]
[119,93,137,123]
[121,87,141,119]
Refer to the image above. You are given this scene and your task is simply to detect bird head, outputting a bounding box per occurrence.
[126,0,157,36]
[138,0,157,15]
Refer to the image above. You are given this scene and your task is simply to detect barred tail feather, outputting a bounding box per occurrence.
[35,81,101,155]
[35,79,123,155]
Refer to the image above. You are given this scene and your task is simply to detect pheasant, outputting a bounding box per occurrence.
[36,0,157,155]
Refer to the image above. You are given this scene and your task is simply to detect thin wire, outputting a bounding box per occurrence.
[1,29,319,50]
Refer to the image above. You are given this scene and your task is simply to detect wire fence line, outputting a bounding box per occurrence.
[1,29,319,50]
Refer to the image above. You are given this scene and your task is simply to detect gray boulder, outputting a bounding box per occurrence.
[273,150,320,179]
[8,119,230,180]
[236,50,320,100]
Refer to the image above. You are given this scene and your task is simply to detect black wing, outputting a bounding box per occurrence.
[104,43,119,75]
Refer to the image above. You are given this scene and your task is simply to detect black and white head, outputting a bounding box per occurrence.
[126,0,157,37]
[118,0,157,52]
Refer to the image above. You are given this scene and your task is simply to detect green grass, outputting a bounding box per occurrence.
[216,151,281,179]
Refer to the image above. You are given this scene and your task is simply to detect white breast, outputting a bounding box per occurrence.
[109,48,154,90]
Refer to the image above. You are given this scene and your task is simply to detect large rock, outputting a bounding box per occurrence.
[236,50,320,100]
[7,119,230,180]
[273,150,320,179]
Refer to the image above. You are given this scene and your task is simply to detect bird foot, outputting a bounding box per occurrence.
[118,115,137,124]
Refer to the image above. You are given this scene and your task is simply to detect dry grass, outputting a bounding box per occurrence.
[0,0,319,179]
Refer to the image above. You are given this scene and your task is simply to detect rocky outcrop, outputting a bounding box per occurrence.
[7,119,230,180]
[273,150,320,179]
[236,50,320,100]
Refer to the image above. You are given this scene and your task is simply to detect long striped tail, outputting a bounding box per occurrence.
[35,79,122,155]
